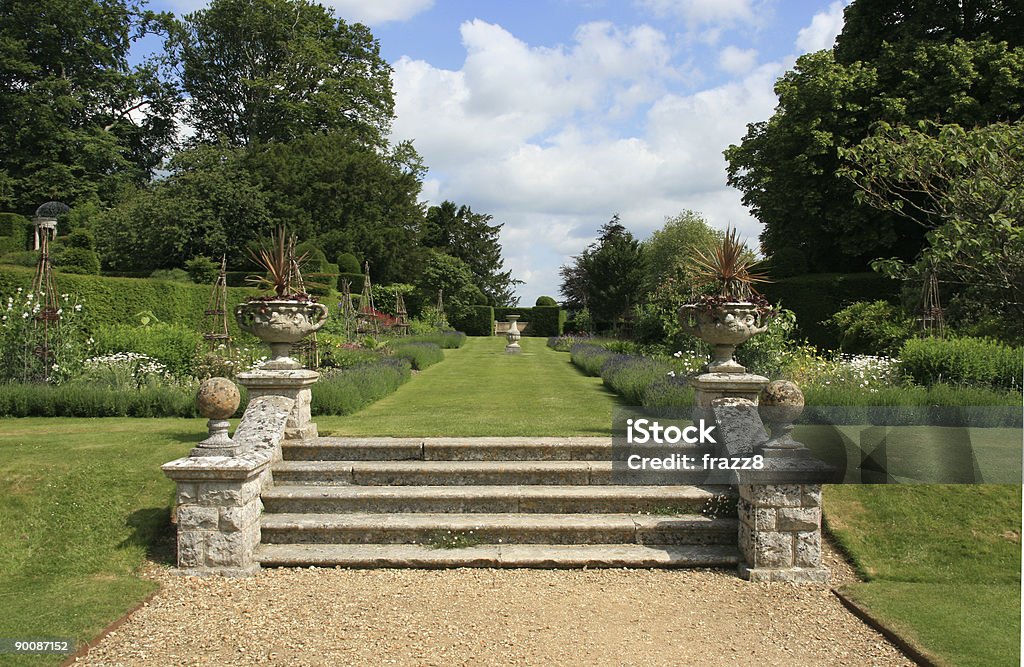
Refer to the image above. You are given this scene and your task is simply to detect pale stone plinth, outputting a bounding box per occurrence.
[737,483,830,583]
[237,368,319,443]
[163,395,294,576]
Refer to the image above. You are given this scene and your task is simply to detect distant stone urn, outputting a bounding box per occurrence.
[235,299,328,370]
[679,302,769,374]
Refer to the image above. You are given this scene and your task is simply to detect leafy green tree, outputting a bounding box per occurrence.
[0,0,181,213]
[725,0,1024,272]
[173,0,394,147]
[642,210,721,291]
[841,120,1024,331]
[239,131,426,284]
[93,145,272,271]
[415,251,487,324]
[559,216,646,329]
[422,201,520,306]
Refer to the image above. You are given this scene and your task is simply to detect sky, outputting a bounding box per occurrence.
[142,0,852,304]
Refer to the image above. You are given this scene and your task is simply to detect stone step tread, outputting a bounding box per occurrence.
[255,543,743,568]
[261,512,736,531]
[285,437,706,462]
[262,485,731,501]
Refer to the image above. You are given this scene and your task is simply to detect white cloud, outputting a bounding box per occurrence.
[795,0,848,53]
[389,17,796,303]
[718,45,758,74]
[322,0,434,25]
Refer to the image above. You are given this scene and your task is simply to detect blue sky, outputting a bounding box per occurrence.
[142,0,851,304]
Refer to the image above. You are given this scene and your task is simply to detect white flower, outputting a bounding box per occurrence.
[55,308,62,315]
[74,304,82,312]
[22,312,29,319]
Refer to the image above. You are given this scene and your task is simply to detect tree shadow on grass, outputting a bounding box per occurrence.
[120,507,177,567]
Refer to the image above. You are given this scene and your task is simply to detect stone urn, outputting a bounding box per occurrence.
[235,299,328,370]
[679,302,769,373]
[505,314,522,354]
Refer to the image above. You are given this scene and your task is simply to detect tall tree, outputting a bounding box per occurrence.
[725,0,1024,272]
[173,0,394,147]
[559,216,646,328]
[422,201,519,306]
[642,210,721,291]
[0,0,180,213]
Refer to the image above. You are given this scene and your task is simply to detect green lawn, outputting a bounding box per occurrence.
[318,336,621,436]
[825,485,1021,667]
[0,418,197,666]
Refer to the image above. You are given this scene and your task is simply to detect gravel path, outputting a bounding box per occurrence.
[74,542,913,667]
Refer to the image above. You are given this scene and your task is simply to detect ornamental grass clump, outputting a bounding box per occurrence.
[690,226,769,301]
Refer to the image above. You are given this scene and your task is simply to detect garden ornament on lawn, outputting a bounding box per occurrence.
[505,314,522,354]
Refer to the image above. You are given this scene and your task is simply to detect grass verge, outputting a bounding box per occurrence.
[825,485,1021,667]
[0,418,197,666]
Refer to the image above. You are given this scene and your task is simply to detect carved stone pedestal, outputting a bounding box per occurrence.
[236,368,319,444]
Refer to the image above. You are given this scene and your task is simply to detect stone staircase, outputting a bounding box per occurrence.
[255,437,742,568]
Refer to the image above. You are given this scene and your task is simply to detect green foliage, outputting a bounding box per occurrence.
[337,272,365,294]
[452,305,493,336]
[560,216,646,328]
[423,201,519,306]
[54,247,100,275]
[0,383,198,418]
[900,336,1023,389]
[0,0,180,214]
[535,295,557,307]
[91,323,204,379]
[642,210,721,291]
[311,358,411,415]
[0,290,91,383]
[765,247,808,278]
[759,273,901,349]
[175,0,394,147]
[830,300,915,355]
[725,23,1024,272]
[185,256,220,284]
[0,250,37,267]
[0,213,29,254]
[404,331,466,349]
[842,121,1024,335]
[566,307,593,334]
[733,308,800,379]
[494,306,564,337]
[417,251,487,324]
[337,252,362,275]
[569,342,618,377]
[149,268,192,283]
[600,354,675,405]
[0,265,261,336]
[390,341,444,370]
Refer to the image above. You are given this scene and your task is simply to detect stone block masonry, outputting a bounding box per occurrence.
[737,483,829,583]
[162,394,294,576]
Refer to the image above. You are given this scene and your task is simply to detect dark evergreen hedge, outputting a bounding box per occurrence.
[452,305,493,336]
[758,273,900,349]
[0,213,29,255]
[494,306,564,337]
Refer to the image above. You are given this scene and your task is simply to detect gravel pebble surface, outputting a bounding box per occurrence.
[74,541,912,667]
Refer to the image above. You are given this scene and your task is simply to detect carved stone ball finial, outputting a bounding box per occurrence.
[197,377,241,419]
[193,377,241,456]
[759,380,804,451]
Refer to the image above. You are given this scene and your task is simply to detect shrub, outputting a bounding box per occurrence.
[766,247,808,278]
[0,213,29,255]
[535,295,557,307]
[570,343,617,377]
[337,252,361,275]
[642,375,695,409]
[55,247,100,274]
[91,323,204,379]
[1,250,38,267]
[406,331,466,349]
[391,341,444,370]
[149,268,192,283]
[900,336,1022,389]
[547,334,594,352]
[0,382,199,418]
[311,357,411,415]
[186,256,221,284]
[830,300,914,355]
[600,354,675,405]
[452,305,493,336]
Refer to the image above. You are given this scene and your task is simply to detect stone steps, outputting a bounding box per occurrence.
[271,460,717,486]
[260,512,737,545]
[260,437,741,569]
[255,543,743,569]
[261,484,728,514]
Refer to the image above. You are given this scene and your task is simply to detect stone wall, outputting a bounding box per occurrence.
[737,483,829,583]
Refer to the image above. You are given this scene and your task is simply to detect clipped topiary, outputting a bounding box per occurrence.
[535,295,557,307]
[185,256,220,284]
[337,252,361,275]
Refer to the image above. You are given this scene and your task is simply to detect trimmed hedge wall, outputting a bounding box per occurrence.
[453,305,493,336]
[0,213,30,255]
[494,306,564,337]
[0,265,261,336]
[758,273,900,350]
